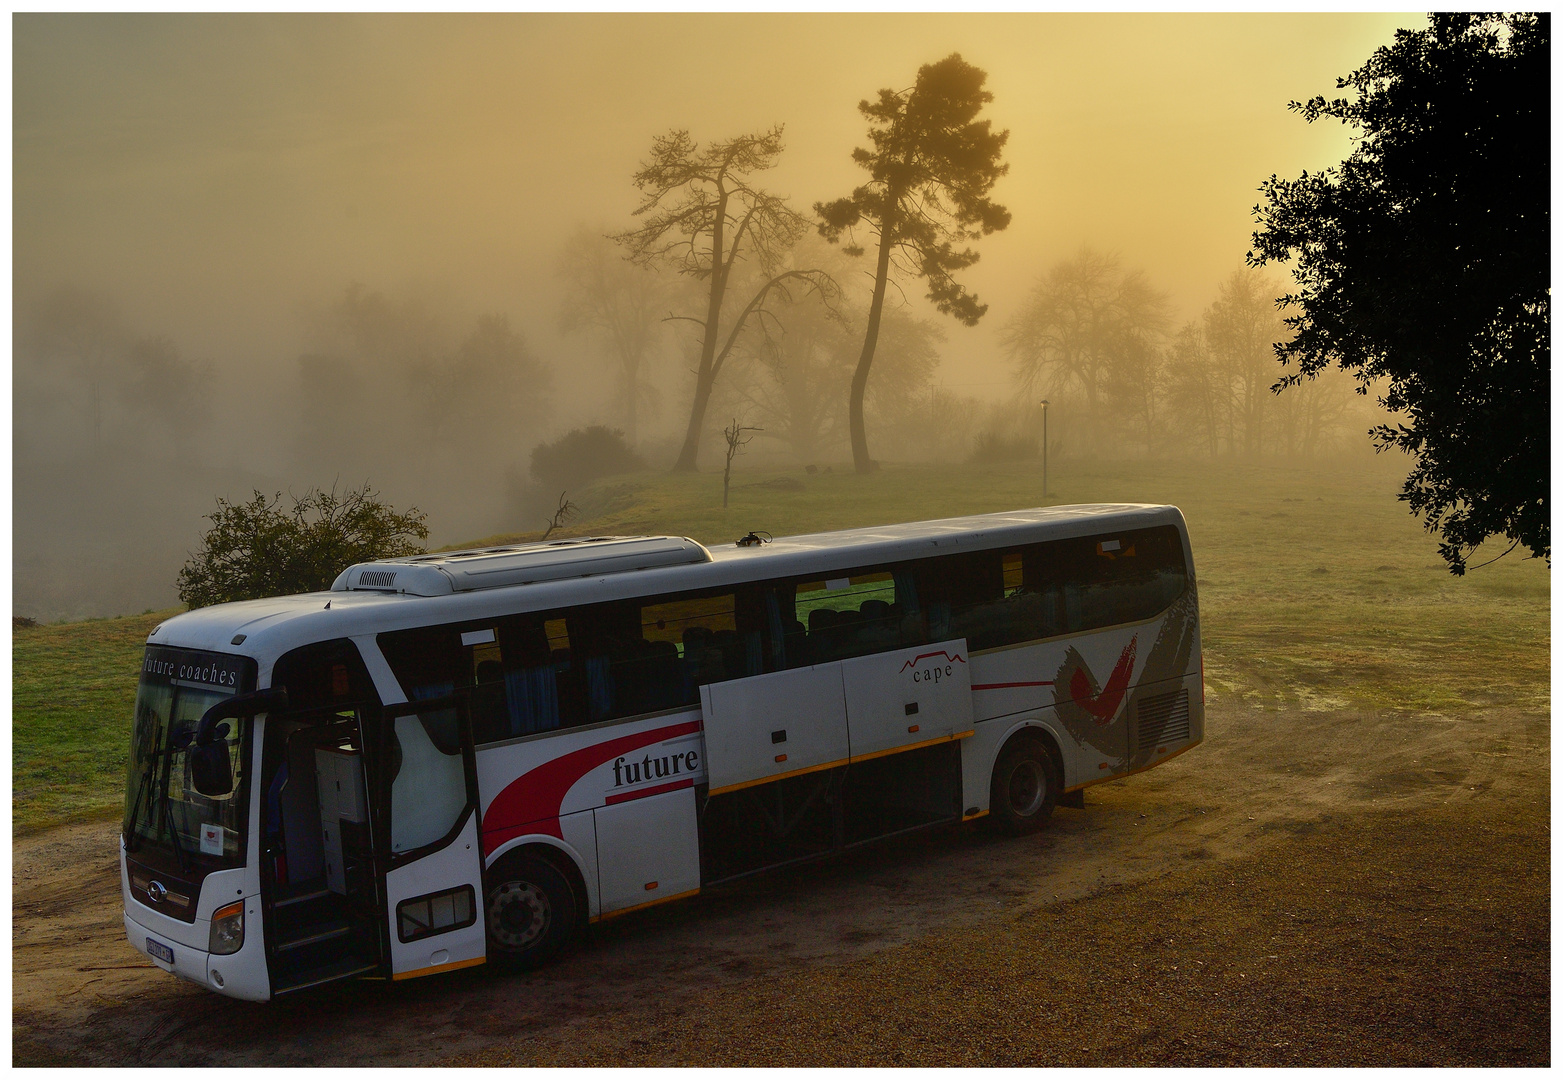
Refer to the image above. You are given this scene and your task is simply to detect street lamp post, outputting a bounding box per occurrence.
[1040,399,1050,499]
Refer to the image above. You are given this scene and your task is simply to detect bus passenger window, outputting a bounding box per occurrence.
[544,619,570,660]
[913,551,1004,648]
[1021,525,1188,637]
[470,659,509,744]
[784,570,911,664]
[634,592,757,708]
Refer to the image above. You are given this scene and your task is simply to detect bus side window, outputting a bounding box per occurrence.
[786,568,912,664]
[492,616,561,739]
[948,550,1060,650]
[637,590,751,704]
[914,551,1005,649]
[1082,526,1188,626]
[1019,526,1189,637]
[377,627,461,708]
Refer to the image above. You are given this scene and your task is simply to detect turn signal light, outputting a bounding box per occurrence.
[209,900,245,956]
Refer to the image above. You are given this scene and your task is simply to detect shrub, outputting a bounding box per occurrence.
[969,432,1039,463]
[177,483,428,608]
[529,426,644,492]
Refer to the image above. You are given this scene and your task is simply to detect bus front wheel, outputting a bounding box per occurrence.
[988,740,1061,835]
[485,852,577,971]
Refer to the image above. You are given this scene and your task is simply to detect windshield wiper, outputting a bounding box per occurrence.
[159,728,195,873]
[124,728,193,872]
[123,731,167,855]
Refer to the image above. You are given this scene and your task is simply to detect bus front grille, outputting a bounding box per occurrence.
[1135,689,1190,752]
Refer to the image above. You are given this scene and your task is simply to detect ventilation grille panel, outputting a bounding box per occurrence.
[357,570,398,588]
[1136,688,1190,752]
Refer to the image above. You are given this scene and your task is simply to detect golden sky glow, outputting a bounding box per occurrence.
[15,12,1421,390]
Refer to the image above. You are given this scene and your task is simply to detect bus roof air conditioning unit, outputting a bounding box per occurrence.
[331,535,713,596]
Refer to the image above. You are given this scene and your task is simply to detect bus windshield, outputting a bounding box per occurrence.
[123,647,256,874]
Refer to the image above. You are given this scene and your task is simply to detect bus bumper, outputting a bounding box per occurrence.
[121,848,271,1002]
[124,908,271,1002]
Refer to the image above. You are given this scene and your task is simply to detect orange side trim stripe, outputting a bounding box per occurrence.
[591,887,700,923]
[709,758,850,796]
[848,730,975,765]
[390,955,486,981]
[709,728,978,796]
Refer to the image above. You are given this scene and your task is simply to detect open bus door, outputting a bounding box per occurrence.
[372,697,488,980]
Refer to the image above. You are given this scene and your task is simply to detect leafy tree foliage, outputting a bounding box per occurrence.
[1249,13,1549,573]
[817,53,1010,473]
[615,128,835,472]
[177,484,428,608]
[529,426,645,494]
[1003,248,1170,452]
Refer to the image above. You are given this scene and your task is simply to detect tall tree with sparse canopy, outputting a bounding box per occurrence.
[816,53,1011,474]
[616,128,835,472]
[1250,13,1549,574]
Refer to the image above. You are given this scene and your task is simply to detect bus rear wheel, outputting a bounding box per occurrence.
[988,740,1061,835]
[485,852,577,971]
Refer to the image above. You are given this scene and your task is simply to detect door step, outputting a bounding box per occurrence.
[272,957,380,996]
[274,920,353,953]
[273,888,332,910]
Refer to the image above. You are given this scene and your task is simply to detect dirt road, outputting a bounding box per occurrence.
[14,687,1548,1066]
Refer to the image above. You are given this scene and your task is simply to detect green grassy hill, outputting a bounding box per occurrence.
[14,456,1547,836]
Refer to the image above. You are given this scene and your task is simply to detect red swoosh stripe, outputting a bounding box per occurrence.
[604,777,694,806]
[1070,638,1138,723]
[482,719,700,853]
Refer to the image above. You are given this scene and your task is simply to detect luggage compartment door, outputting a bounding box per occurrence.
[594,786,702,915]
[701,665,849,794]
[840,638,975,762]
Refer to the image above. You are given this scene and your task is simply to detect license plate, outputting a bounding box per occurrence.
[146,937,174,965]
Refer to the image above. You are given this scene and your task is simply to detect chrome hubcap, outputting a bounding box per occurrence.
[489,880,549,951]
[1007,759,1046,817]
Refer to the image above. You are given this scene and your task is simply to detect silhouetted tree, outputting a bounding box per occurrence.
[721,418,761,508]
[529,426,644,493]
[21,286,126,454]
[1003,249,1169,453]
[177,483,428,608]
[816,53,1010,473]
[729,242,942,464]
[1161,323,1227,459]
[119,336,214,452]
[616,128,835,472]
[411,314,552,453]
[1203,269,1284,459]
[1250,13,1549,573]
[558,225,672,445]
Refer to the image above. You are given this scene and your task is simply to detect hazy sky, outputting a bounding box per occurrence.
[15,12,1420,394]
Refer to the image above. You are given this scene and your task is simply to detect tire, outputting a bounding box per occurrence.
[988,738,1062,835]
[484,852,578,971]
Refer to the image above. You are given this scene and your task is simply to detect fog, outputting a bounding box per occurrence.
[13,13,1417,620]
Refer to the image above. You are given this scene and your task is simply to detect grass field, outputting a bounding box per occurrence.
[12,454,1548,836]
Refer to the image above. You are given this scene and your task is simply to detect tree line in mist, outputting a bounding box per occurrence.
[15,52,1383,547]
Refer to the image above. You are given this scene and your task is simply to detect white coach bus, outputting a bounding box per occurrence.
[121,504,1202,1000]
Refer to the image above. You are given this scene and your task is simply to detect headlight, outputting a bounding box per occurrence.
[209,900,245,955]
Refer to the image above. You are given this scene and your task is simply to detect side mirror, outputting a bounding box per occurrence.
[191,740,234,798]
[195,686,289,747]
